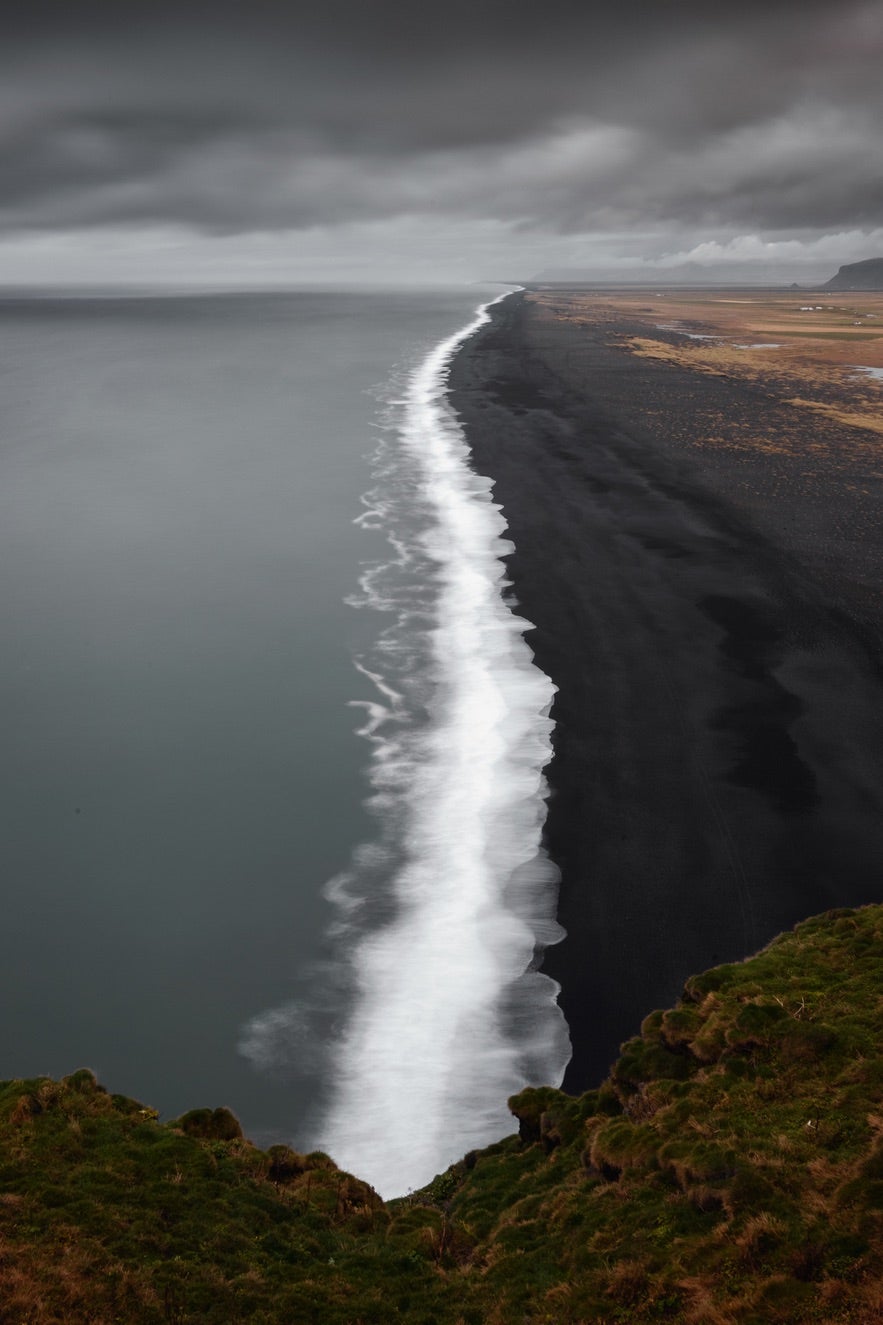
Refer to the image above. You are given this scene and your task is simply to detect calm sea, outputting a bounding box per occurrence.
[0,287,568,1192]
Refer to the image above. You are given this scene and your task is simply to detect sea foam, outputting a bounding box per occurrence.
[313,294,570,1197]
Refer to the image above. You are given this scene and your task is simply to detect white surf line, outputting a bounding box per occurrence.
[317,293,569,1197]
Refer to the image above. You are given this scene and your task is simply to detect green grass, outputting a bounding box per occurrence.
[4,905,883,1321]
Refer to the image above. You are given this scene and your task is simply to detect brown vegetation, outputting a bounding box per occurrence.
[4,907,883,1321]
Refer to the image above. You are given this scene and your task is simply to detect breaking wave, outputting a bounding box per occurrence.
[241,293,570,1197]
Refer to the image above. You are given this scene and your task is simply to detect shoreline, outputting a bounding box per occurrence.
[450,290,883,1091]
[316,295,567,1196]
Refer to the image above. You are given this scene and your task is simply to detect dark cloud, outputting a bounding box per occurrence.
[1,0,881,256]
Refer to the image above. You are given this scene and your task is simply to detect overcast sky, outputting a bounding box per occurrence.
[3,0,882,285]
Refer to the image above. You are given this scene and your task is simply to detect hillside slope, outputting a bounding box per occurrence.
[823,258,883,289]
[3,905,883,1323]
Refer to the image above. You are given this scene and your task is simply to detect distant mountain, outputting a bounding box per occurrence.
[823,258,883,290]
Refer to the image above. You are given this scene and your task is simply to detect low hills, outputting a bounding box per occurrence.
[823,258,883,290]
[3,905,883,1322]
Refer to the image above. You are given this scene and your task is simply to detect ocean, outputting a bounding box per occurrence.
[0,287,569,1197]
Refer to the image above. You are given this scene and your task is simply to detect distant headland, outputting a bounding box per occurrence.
[823,257,883,290]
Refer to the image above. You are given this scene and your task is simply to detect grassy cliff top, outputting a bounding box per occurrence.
[3,904,883,1323]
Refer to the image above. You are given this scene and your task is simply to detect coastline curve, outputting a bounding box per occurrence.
[315,291,571,1197]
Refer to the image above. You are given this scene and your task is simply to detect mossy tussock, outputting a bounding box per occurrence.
[3,905,883,1322]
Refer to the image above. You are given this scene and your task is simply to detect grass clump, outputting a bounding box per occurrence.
[3,905,883,1321]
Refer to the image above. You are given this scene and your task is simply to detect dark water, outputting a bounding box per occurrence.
[0,288,497,1141]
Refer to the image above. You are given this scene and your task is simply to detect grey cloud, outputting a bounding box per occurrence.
[1,0,881,243]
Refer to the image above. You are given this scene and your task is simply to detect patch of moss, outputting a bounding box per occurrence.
[4,904,883,1321]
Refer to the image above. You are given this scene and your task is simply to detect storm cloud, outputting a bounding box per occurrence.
[3,0,882,281]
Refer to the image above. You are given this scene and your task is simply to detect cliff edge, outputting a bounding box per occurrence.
[823,258,883,290]
[3,905,883,1322]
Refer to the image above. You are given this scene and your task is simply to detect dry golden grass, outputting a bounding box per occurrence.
[528,290,883,505]
[533,289,883,421]
[784,397,883,436]
[535,287,883,358]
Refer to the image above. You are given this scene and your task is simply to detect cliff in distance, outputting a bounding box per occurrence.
[3,905,883,1323]
[823,258,883,290]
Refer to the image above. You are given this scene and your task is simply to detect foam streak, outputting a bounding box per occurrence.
[318,295,570,1196]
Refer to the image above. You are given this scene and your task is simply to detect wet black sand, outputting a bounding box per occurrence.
[450,291,883,1093]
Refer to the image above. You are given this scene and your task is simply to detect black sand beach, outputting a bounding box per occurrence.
[451,291,883,1093]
